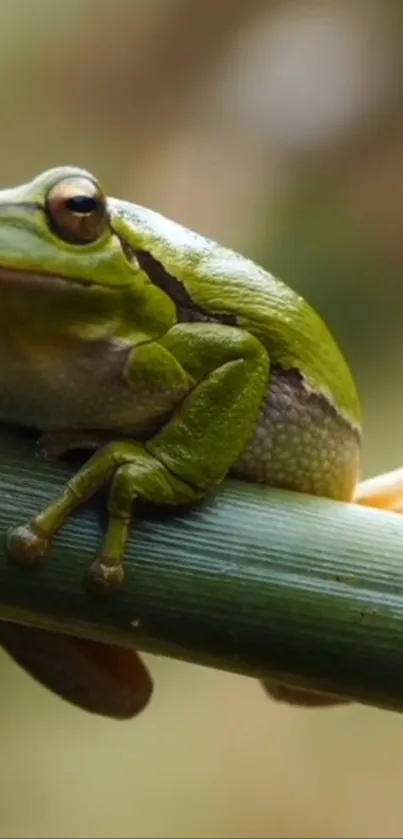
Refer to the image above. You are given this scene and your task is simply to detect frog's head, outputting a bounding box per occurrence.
[0,167,174,341]
[0,166,138,287]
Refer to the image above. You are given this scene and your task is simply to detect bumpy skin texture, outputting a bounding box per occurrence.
[235,368,360,501]
[0,167,362,715]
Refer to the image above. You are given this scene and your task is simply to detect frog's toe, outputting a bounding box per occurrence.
[7,523,50,566]
[88,556,125,595]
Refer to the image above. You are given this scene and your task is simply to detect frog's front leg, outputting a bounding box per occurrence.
[7,324,269,594]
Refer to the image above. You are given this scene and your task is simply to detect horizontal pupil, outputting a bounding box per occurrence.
[65,195,97,214]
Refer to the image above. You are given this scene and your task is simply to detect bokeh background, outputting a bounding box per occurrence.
[1,0,403,836]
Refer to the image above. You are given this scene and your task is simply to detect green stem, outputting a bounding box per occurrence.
[1,427,403,711]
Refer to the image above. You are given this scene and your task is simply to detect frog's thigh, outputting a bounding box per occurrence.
[355,467,403,513]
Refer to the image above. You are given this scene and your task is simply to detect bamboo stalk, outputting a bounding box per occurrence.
[1,426,403,711]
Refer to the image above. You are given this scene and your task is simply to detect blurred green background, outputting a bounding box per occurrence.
[2,0,403,836]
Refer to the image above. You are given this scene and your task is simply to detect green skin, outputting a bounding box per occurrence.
[0,167,362,711]
[0,166,361,589]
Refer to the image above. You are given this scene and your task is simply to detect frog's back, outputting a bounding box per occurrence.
[113,198,361,500]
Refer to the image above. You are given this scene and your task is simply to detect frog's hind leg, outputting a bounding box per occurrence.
[0,622,153,719]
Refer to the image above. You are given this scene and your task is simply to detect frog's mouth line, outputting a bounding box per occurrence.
[0,266,134,292]
[0,265,95,290]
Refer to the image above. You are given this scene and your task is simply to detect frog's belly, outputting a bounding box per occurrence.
[233,367,360,502]
[0,339,186,433]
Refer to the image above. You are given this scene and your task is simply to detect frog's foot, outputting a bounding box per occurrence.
[0,623,153,719]
[354,467,403,513]
[36,430,110,462]
[7,522,49,566]
[7,440,198,595]
[88,505,131,594]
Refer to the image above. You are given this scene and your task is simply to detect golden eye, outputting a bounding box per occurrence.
[45,176,109,245]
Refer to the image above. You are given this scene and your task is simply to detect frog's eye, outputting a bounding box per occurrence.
[45,176,109,245]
